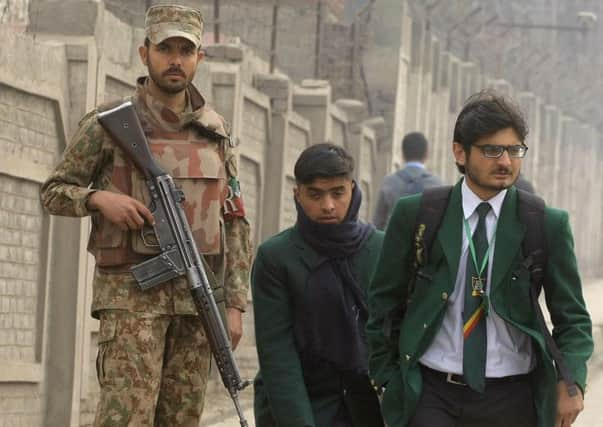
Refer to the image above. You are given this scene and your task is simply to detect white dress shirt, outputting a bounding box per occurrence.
[419,180,534,377]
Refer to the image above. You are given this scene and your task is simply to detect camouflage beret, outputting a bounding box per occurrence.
[145,4,204,48]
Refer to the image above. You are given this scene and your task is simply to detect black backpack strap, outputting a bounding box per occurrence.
[517,189,578,397]
[382,186,452,342]
[413,186,453,270]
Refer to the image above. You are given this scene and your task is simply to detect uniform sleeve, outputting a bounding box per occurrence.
[223,217,251,311]
[544,209,593,391]
[222,143,252,311]
[252,246,315,427]
[366,199,415,388]
[40,112,108,217]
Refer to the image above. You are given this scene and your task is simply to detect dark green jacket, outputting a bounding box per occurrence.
[252,225,384,427]
[366,182,593,427]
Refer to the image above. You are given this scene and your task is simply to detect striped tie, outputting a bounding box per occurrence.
[462,202,491,392]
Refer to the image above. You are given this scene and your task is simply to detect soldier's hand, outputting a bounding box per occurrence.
[555,381,584,427]
[88,190,155,231]
[226,307,243,350]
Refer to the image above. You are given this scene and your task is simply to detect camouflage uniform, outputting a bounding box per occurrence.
[40,6,251,425]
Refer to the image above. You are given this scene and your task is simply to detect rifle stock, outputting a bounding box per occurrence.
[97,101,250,426]
[97,101,164,179]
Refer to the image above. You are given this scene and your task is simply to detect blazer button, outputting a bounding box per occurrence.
[441,292,449,301]
[405,354,411,362]
[423,323,428,329]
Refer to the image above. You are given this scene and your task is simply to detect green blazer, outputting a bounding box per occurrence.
[366,182,593,427]
[252,225,384,427]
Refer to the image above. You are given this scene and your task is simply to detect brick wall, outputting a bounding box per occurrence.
[0,384,42,427]
[0,177,43,363]
[0,77,64,427]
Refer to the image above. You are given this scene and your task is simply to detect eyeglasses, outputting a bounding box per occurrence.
[474,144,528,159]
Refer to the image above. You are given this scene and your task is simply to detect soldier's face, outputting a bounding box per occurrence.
[139,37,203,95]
[453,127,522,200]
[294,177,354,224]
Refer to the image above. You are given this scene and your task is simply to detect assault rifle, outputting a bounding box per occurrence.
[97,101,250,427]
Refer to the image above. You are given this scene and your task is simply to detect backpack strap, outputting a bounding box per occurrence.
[517,189,578,397]
[382,186,452,342]
[396,168,415,184]
[413,186,453,270]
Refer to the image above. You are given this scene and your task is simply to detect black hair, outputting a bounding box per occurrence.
[294,143,354,184]
[453,90,528,173]
[402,132,428,161]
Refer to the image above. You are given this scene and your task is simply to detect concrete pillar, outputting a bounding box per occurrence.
[549,110,564,207]
[594,133,603,276]
[559,118,577,211]
[447,55,464,184]
[390,10,414,170]
[435,52,454,184]
[538,105,561,205]
[335,98,365,177]
[254,73,291,240]
[334,99,378,221]
[418,32,434,136]
[517,92,542,191]
[365,116,390,178]
[423,36,438,150]
[579,124,600,276]
[205,43,246,128]
[448,56,463,114]
[405,18,426,133]
[364,0,412,174]
[460,62,479,103]
[293,80,332,145]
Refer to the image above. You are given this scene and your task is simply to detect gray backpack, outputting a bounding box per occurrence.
[395,169,431,197]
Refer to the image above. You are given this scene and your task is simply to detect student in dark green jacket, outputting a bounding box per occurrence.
[252,143,385,427]
[366,91,593,427]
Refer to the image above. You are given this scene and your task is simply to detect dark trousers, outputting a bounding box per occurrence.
[408,365,537,427]
[332,373,385,427]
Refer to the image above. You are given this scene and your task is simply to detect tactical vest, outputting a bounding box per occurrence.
[88,95,230,268]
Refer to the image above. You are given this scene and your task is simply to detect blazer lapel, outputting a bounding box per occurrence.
[491,187,526,292]
[437,182,463,283]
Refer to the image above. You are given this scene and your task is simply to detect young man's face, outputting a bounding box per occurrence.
[453,127,523,200]
[139,37,203,95]
[294,176,354,224]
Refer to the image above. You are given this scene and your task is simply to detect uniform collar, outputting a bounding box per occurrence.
[461,178,507,220]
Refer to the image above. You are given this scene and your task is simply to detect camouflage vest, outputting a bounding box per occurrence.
[89,84,230,268]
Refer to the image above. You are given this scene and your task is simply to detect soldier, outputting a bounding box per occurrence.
[40,4,251,426]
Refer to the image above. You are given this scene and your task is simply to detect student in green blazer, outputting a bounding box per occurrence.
[367,91,593,427]
[252,144,385,427]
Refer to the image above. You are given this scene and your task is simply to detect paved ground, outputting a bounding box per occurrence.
[574,279,603,427]
[203,279,603,427]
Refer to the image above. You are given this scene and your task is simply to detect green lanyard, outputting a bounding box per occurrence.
[463,216,494,281]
